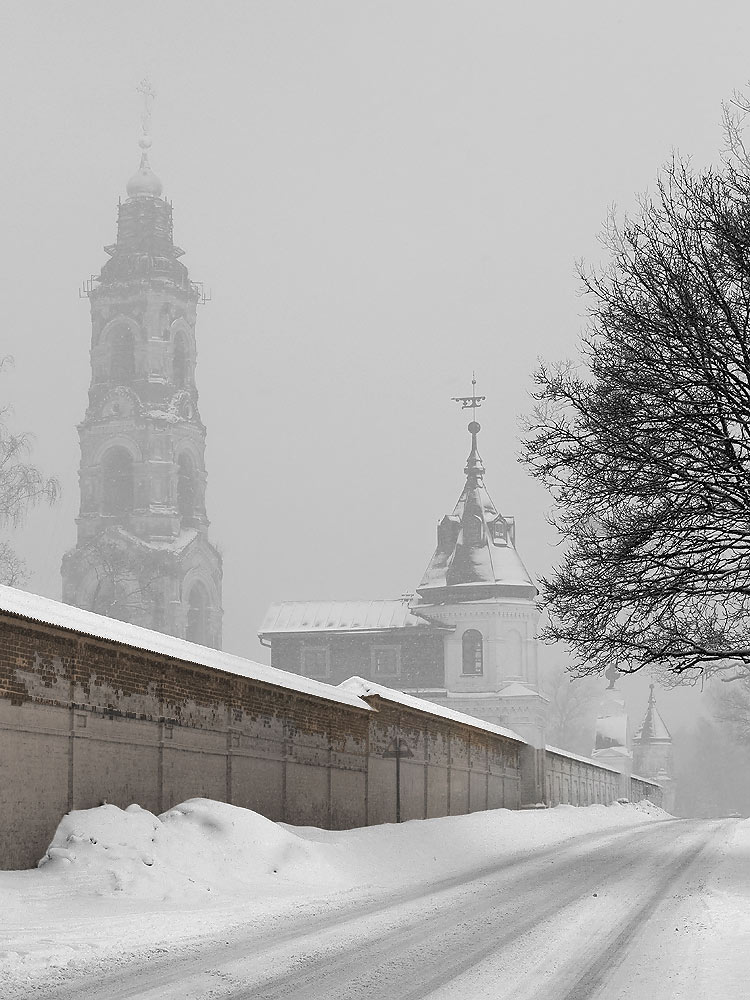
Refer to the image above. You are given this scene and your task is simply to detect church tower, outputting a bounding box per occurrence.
[61,83,222,647]
[411,383,548,750]
[632,684,675,810]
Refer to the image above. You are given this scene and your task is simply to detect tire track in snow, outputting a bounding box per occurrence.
[557,824,719,1000]
[212,822,706,1000]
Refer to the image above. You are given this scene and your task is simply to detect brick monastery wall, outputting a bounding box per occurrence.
[0,611,523,870]
[0,606,661,871]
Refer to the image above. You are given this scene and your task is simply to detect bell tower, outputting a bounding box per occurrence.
[62,82,223,647]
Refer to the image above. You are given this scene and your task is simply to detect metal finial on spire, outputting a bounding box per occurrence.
[136,77,156,151]
[453,374,486,479]
[452,372,486,423]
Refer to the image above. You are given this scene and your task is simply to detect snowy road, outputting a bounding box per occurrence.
[43,817,735,1000]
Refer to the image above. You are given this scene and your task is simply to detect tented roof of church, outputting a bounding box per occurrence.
[259,600,446,636]
[633,687,672,743]
[416,421,537,603]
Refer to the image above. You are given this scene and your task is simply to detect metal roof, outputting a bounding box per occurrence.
[258,600,442,636]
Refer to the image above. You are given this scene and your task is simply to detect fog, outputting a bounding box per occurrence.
[3,1,750,739]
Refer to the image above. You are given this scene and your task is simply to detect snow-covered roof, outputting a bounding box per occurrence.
[339,676,526,744]
[546,745,661,787]
[497,681,543,698]
[546,744,621,775]
[631,772,662,786]
[259,600,443,636]
[0,585,370,713]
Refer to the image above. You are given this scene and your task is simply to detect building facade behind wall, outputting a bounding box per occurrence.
[260,406,548,748]
[61,93,222,647]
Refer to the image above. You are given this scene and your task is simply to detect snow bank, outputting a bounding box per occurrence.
[34,797,671,904]
[36,798,341,900]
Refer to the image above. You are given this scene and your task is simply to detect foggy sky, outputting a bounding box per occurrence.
[3,1,747,729]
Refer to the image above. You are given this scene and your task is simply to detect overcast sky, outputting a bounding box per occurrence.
[3,1,748,728]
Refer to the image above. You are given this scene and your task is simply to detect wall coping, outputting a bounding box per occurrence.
[0,584,370,713]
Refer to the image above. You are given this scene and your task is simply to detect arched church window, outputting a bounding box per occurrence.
[101,447,134,517]
[462,629,483,675]
[177,453,197,528]
[173,334,188,388]
[110,327,135,384]
[186,583,209,645]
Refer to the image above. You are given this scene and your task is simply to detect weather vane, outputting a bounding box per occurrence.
[452,372,486,423]
[136,77,156,149]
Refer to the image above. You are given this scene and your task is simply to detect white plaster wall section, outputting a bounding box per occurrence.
[12,653,71,704]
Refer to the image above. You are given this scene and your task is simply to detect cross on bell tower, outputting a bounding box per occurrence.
[61,83,223,648]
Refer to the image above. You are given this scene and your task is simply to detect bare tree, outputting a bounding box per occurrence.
[712,674,750,747]
[544,664,600,755]
[0,358,59,585]
[521,144,750,683]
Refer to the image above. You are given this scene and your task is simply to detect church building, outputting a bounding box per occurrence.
[62,85,223,647]
[259,388,548,746]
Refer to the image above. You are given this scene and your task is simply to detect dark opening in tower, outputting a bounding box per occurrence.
[173,333,188,388]
[102,447,135,517]
[110,327,135,385]
[177,453,196,527]
[187,582,209,645]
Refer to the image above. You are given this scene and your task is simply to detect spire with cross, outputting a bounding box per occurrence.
[452,373,486,423]
[136,77,156,149]
[127,77,162,198]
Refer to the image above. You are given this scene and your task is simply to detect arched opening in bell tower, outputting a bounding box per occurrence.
[177,452,197,527]
[173,333,189,388]
[101,447,135,517]
[110,327,135,385]
[186,582,209,645]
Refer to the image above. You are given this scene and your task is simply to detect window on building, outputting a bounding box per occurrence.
[371,645,401,679]
[101,447,134,517]
[301,646,330,679]
[491,519,507,544]
[462,629,483,675]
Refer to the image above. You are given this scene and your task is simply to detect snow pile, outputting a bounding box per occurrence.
[37,798,340,900]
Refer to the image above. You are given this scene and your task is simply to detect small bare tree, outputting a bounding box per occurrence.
[65,531,177,626]
[0,358,59,585]
[522,138,750,683]
[544,664,601,755]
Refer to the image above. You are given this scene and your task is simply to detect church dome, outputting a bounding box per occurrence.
[126,144,163,199]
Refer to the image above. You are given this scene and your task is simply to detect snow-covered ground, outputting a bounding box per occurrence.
[1,798,746,998]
